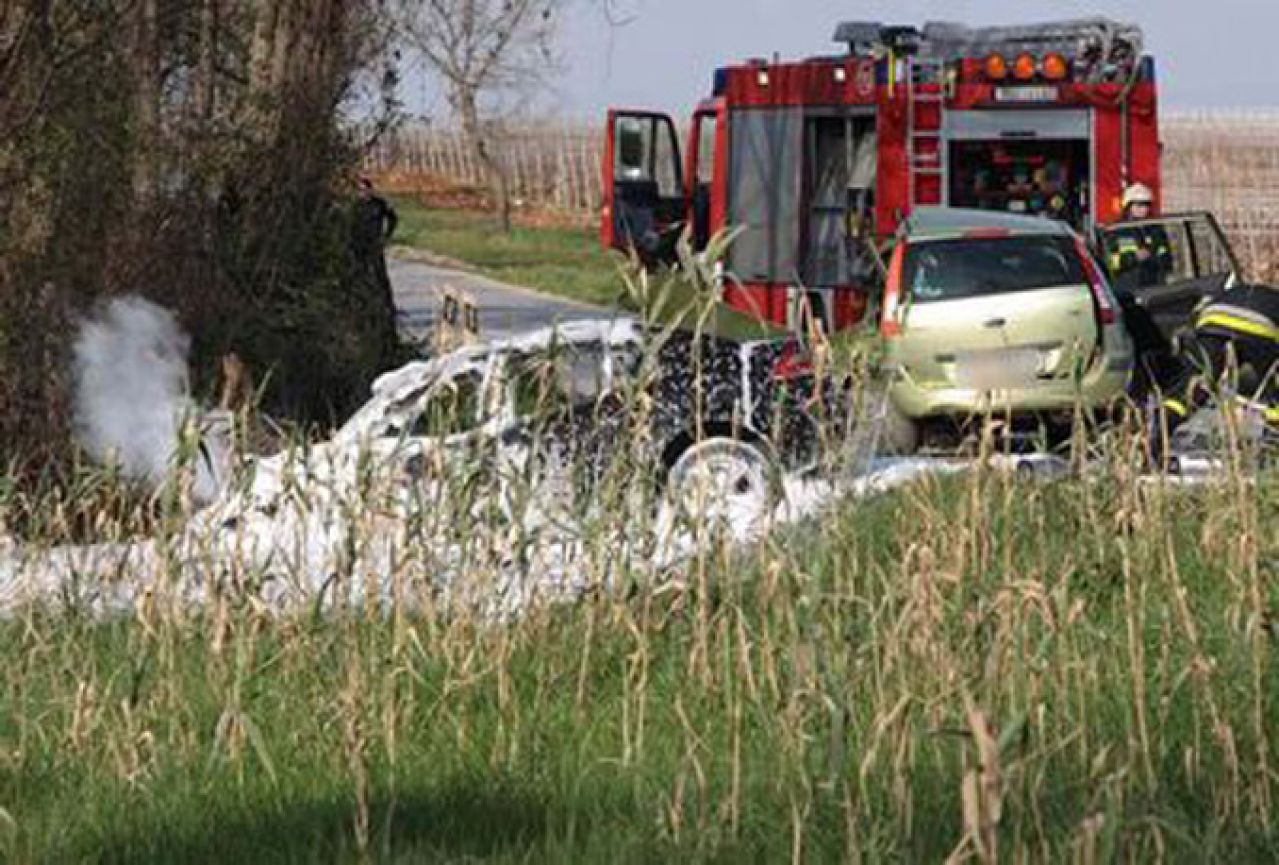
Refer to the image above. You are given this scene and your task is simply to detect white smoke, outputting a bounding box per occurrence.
[71,296,221,499]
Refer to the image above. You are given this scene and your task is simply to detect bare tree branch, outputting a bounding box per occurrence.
[395,0,565,230]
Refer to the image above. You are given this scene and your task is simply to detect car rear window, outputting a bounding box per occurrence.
[903,235,1086,302]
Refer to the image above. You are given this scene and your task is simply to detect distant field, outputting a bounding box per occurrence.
[1163,111,1279,278]
[370,111,1279,278]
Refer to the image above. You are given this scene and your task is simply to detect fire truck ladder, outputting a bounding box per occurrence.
[906,55,947,208]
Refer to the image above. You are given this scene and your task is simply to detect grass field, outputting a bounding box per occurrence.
[3,268,1279,862]
[3,444,1278,862]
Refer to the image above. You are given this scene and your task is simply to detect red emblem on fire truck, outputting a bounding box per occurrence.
[855,61,875,98]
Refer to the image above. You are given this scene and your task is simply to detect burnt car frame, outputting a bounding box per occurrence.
[328,317,834,517]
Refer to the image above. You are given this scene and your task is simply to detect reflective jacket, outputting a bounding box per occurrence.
[1108,224,1173,289]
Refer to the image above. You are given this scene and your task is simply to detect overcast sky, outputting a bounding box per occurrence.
[487,0,1276,118]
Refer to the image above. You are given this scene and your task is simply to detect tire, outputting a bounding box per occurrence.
[665,437,780,532]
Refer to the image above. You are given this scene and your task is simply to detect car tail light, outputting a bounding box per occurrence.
[1013,53,1038,81]
[772,340,813,381]
[880,244,906,338]
[1074,237,1117,325]
[984,53,1008,80]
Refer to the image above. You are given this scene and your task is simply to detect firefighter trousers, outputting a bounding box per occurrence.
[1158,325,1279,441]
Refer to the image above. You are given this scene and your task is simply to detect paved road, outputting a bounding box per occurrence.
[389,254,607,345]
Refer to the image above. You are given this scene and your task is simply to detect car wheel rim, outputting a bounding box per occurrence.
[669,441,773,531]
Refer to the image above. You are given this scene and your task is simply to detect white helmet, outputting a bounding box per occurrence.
[1122,183,1154,209]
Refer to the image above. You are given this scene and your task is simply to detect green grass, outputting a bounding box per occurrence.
[391,197,623,308]
[3,460,1279,862]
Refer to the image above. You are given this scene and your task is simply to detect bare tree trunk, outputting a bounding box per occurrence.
[195,0,220,122]
[457,89,512,232]
[308,0,346,111]
[249,0,279,132]
[131,0,161,200]
[269,0,295,92]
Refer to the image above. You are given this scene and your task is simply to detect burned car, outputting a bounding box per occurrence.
[336,317,831,508]
[199,317,838,582]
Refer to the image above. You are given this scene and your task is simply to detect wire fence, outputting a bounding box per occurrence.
[367,111,1279,267]
[366,121,603,214]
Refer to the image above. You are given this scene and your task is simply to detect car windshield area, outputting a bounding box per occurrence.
[903,235,1086,303]
[401,371,487,438]
[344,363,496,442]
[508,342,611,420]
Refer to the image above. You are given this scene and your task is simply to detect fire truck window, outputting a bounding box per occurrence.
[695,117,716,185]
[849,127,877,192]
[653,123,680,199]
[804,116,850,287]
[689,115,716,250]
[847,122,878,281]
[615,117,652,181]
[808,119,847,206]
[728,108,803,282]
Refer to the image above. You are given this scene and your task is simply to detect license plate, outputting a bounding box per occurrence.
[954,349,1041,390]
[994,86,1059,104]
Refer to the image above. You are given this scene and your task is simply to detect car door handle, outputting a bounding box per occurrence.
[983,318,1007,329]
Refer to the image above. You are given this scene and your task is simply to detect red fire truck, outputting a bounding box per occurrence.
[600,19,1161,333]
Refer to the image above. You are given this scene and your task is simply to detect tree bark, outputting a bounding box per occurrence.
[249,0,278,118]
[457,88,512,232]
[195,0,220,122]
[269,0,294,93]
[131,0,161,200]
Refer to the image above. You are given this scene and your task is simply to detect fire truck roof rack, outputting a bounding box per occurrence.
[919,19,1142,62]
[834,18,1144,81]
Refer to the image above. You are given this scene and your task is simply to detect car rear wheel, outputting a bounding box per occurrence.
[666,437,779,532]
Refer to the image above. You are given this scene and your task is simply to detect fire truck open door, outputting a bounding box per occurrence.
[601,110,685,264]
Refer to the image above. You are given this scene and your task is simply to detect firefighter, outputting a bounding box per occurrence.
[1107,183,1178,396]
[1150,283,1279,463]
[1108,183,1173,291]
